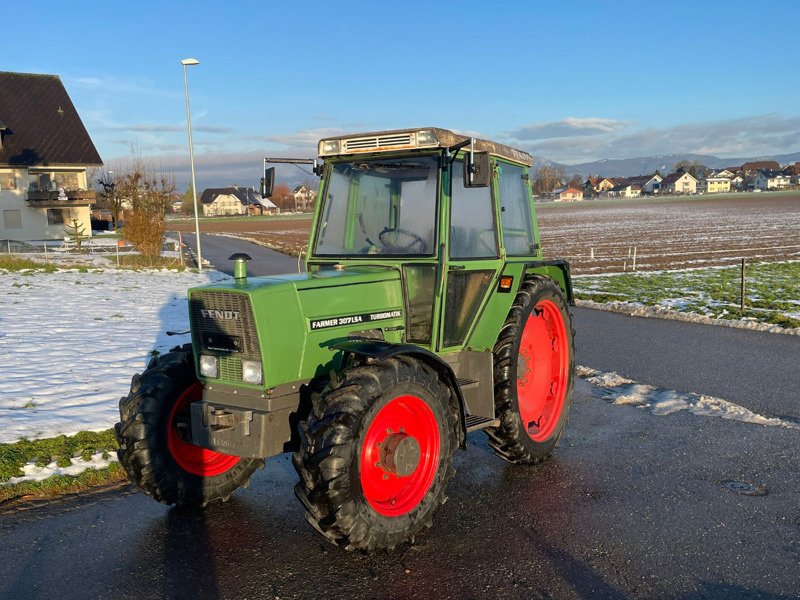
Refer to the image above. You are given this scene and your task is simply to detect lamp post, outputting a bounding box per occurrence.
[180,57,202,271]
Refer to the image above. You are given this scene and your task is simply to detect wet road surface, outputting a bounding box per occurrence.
[1,380,798,599]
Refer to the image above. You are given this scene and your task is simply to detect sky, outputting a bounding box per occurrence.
[3,0,799,189]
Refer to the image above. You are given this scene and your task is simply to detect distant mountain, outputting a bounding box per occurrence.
[534,151,800,178]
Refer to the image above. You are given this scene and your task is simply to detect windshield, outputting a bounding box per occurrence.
[314,156,438,256]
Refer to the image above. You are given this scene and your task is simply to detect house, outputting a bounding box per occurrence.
[622,174,662,194]
[711,169,736,179]
[0,71,102,241]
[291,185,318,212]
[554,187,583,202]
[591,177,617,193]
[200,186,278,216]
[741,160,780,174]
[703,176,731,193]
[608,183,642,198]
[729,174,745,190]
[753,169,791,190]
[660,172,698,194]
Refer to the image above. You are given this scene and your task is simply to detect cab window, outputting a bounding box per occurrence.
[449,159,498,259]
[498,163,535,255]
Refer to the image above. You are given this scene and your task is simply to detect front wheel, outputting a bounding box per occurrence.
[293,356,459,551]
[115,345,262,506]
[486,276,575,463]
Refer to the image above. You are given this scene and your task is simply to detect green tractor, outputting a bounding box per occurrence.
[116,128,575,551]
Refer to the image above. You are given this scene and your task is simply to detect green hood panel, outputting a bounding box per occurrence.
[189,266,405,388]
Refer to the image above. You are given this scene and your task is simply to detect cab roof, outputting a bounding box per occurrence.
[318,127,533,167]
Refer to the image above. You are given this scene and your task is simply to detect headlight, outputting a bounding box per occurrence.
[319,139,340,155]
[199,355,219,378]
[242,360,263,385]
[416,130,438,146]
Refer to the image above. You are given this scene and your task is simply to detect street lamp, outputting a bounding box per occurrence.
[181,57,202,271]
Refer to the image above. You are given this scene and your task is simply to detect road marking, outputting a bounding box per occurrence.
[576,366,800,430]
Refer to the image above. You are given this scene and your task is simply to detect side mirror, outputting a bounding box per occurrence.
[260,166,275,198]
[463,151,490,188]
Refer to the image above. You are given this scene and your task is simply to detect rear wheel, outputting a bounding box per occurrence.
[486,276,575,463]
[293,355,458,551]
[115,345,262,506]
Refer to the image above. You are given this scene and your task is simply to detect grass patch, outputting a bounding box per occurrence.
[0,463,124,503]
[114,254,186,271]
[0,430,118,483]
[0,255,57,272]
[574,261,800,328]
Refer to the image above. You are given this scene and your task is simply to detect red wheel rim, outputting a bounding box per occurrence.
[167,382,241,477]
[359,394,440,517]
[516,300,569,442]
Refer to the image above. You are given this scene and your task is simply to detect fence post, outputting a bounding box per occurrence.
[740,258,746,313]
[590,247,594,259]
[632,246,637,271]
[6,240,9,253]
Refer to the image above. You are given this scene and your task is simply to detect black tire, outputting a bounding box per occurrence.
[292,355,459,552]
[115,344,262,506]
[485,276,575,464]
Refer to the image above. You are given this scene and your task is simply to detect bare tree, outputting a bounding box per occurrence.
[533,165,566,195]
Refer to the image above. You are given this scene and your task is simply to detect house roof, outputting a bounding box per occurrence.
[757,169,787,178]
[200,186,277,209]
[660,172,697,186]
[741,160,779,172]
[0,71,102,167]
[562,187,582,194]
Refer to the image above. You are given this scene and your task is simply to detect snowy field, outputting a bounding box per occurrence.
[0,268,229,444]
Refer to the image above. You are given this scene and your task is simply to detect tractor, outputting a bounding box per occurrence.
[115,127,575,551]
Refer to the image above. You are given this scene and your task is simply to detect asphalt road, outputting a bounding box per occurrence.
[573,307,800,422]
[179,233,299,277]
[1,381,798,599]
[1,242,798,599]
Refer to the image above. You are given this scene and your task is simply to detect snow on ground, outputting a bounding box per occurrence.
[4,451,117,485]
[575,299,800,336]
[576,366,800,429]
[0,268,230,444]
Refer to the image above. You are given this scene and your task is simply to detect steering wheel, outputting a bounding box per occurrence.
[378,227,427,253]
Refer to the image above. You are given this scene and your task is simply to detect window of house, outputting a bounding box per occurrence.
[0,172,17,190]
[449,159,497,259]
[498,162,536,255]
[28,171,82,191]
[3,210,22,229]
[47,208,71,225]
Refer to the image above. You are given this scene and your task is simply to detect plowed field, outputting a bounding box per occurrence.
[172,193,800,274]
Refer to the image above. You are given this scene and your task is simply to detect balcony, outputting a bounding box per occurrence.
[26,190,97,207]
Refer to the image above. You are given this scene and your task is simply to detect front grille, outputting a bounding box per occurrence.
[189,291,260,361]
[344,132,414,152]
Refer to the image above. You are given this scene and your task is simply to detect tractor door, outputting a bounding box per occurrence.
[439,158,502,349]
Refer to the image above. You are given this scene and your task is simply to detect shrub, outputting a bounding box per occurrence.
[122,211,164,257]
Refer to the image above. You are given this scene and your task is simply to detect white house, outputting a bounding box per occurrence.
[0,72,102,241]
[200,186,278,216]
[291,185,318,211]
[623,174,662,194]
[753,169,791,190]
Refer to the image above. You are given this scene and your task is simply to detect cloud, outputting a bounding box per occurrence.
[508,117,630,141]
[248,127,347,149]
[505,113,800,163]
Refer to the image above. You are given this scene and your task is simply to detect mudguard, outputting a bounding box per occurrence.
[332,340,469,447]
